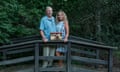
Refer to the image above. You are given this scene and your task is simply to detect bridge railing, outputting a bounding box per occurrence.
[0,36,117,72]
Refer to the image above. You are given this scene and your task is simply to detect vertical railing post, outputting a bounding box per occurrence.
[108,49,113,72]
[67,42,72,72]
[3,50,7,61]
[34,43,39,72]
[2,50,7,68]
[95,49,99,68]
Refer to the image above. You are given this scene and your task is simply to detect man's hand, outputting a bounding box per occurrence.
[43,38,48,42]
[40,30,48,42]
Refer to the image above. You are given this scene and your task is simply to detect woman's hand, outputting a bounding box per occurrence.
[64,38,68,42]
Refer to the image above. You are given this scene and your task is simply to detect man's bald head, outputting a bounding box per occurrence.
[46,6,53,17]
[46,6,52,11]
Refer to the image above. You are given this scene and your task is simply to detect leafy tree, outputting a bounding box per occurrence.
[0,0,120,48]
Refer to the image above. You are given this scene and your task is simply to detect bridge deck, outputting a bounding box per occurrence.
[1,66,120,72]
[0,65,101,72]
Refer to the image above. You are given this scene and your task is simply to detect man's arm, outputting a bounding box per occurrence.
[40,30,48,42]
[39,18,48,42]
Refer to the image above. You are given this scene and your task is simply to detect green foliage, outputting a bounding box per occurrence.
[0,0,41,44]
[0,0,120,48]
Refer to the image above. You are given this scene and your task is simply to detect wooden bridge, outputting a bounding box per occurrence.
[0,35,117,72]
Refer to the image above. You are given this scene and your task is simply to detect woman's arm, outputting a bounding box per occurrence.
[64,21,69,42]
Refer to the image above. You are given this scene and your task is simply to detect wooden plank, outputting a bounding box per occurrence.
[15,66,98,72]
[11,35,39,40]
[11,35,40,43]
[67,42,72,72]
[0,44,34,54]
[7,48,33,54]
[5,44,34,51]
[12,38,40,44]
[70,40,117,50]
[72,67,98,72]
[72,56,108,65]
[0,40,40,49]
[71,48,96,56]
[0,42,32,50]
[34,43,39,72]
[69,35,104,45]
[0,40,67,49]
[95,49,100,68]
[2,50,7,60]
[16,68,34,72]
[16,67,65,72]
[39,67,66,71]
[0,56,34,65]
[15,66,97,72]
[39,56,66,60]
[108,49,113,72]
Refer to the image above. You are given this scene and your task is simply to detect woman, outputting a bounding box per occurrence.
[56,10,69,67]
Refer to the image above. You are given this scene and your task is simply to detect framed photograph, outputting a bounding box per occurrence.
[50,32,62,40]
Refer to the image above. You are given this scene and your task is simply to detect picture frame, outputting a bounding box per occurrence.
[50,32,62,40]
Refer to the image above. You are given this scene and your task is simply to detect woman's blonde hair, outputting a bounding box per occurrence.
[56,10,68,23]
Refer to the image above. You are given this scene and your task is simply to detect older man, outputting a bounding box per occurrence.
[39,6,56,68]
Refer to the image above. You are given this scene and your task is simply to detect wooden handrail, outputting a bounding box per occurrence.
[69,35,104,45]
[0,40,117,50]
[70,40,117,50]
[0,40,67,49]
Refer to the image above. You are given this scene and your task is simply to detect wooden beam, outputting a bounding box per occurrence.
[0,56,34,65]
[39,56,66,60]
[39,67,65,71]
[71,48,96,56]
[6,48,33,54]
[108,49,113,72]
[34,43,39,72]
[70,40,117,50]
[72,56,108,65]
[67,42,72,72]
